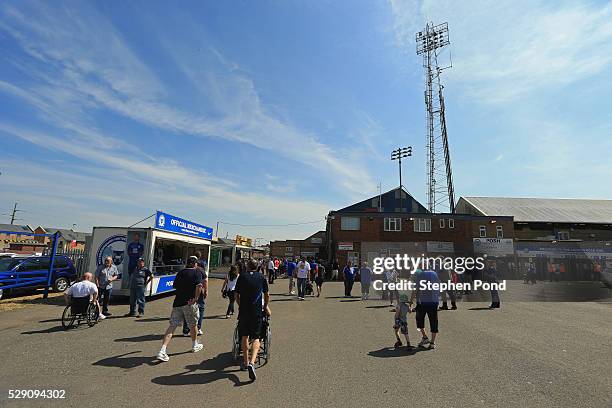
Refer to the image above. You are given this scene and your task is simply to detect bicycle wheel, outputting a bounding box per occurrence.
[61,306,75,329]
[232,325,240,362]
[86,303,99,327]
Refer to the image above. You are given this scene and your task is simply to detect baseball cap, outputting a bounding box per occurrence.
[188,255,198,263]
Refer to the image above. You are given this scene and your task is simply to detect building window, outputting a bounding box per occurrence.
[557,231,570,240]
[496,225,503,238]
[479,225,487,238]
[448,218,455,229]
[439,218,445,228]
[414,218,431,233]
[341,217,360,231]
[384,217,401,231]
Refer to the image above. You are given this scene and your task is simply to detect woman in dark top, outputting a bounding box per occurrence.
[222,265,239,318]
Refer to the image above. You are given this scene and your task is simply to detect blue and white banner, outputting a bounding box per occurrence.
[155,211,213,240]
[153,275,176,294]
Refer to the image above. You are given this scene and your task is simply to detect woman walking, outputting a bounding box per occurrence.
[222,265,239,318]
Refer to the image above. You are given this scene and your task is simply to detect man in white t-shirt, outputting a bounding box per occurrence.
[267,258,275,284]
[295,258,311,300]
[64,272,102,318]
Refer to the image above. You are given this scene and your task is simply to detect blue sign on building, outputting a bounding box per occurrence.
[154,211,213,240]
[155,275,176,294]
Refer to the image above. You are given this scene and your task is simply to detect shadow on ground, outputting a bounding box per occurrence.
[368,346,432,358]
[115,334,164,342]
[151,352,251,387]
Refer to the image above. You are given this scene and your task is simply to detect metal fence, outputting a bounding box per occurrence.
[42,247,90,278]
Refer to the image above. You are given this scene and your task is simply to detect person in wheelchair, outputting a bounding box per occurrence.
[235,259,270,382]
[63,272,100,317]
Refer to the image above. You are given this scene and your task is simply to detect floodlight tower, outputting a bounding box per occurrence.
[391,146,412,213]
[416,22,456,213]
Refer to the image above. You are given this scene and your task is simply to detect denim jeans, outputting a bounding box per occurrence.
[297,277,307,298]
[183,298,205,334]
[129,285,145,315]
[99,287,112,313]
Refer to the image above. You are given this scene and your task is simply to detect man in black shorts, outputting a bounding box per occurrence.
[235,259,270,381]
[410,269,440,349]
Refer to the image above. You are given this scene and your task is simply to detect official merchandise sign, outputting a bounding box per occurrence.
[155,211,213,240]
[338,242,354,251]
[473,238,514,256]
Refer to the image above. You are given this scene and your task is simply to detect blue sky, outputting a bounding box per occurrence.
[1,0,611,241]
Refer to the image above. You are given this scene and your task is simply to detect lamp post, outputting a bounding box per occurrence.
[391,146,412,213]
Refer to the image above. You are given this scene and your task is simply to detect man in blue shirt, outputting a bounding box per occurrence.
[343,261,356,297]
[127,232,144,275]
[410,269,440,349]
[287,258,297,295]
[308,258,318,283]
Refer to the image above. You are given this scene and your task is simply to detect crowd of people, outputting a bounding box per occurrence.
[63,253,505,382]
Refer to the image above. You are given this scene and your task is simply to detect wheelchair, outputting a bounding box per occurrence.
[61,296,99,329]
[232,316,271,367]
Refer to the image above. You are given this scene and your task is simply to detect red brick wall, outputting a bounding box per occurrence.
[329,214,514,266]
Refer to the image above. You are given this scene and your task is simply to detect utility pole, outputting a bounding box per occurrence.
[10,202,22,225]
[391,147,412,213]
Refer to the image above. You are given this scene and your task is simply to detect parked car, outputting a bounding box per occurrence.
[0,255,77,300]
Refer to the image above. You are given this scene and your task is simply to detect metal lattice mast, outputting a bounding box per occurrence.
[416,22,456,213]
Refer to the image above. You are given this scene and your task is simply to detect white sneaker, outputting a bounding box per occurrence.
[98,313,106,320]
[197,329,203,335]
[192,343,203,353]
[156,351,169,362]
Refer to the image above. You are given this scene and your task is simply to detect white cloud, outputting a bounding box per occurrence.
[0,1,376,194]
[0,123,331,223]
[389,0,612,102]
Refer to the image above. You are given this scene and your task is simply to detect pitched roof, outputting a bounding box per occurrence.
[459,197,612,224]
[43,227,91,242]
[334,187,429,214]
[0,224,33,233]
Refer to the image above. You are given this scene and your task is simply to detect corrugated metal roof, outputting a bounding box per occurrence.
[461,197,612,224]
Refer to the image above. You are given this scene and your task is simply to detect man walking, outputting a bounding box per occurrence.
[295,258,310,300]
[359,261,372,300]
[343,261,356,297]
[287,258,297,294]
[182,252,208,336]
[267,257,275,284]
[485,261,501,309]
[235,259,270,381]
[156,256,204,362]
[126,258,152,318]
[411,268,440,349]
[95,256,118,316]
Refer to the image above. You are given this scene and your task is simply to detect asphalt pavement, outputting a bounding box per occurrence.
[0,279,610,408]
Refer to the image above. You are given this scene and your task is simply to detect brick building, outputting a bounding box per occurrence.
[326,188,515,275]
[457,197,612,280]
[270,231,326,260]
